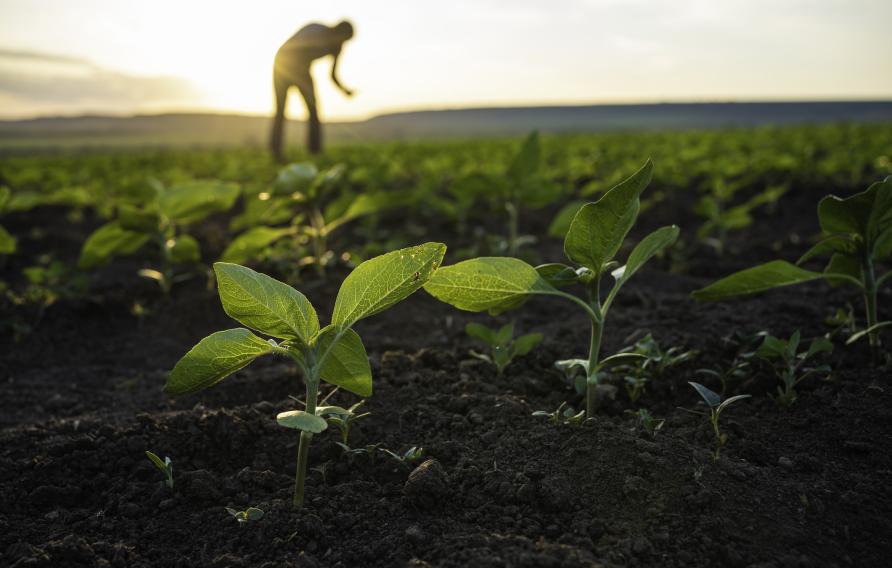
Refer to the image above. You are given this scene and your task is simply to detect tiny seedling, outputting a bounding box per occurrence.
[317,399,370,446]
[145,451,174,489]
[381,446,424,466]
[629,408,665,437]
[226,507,264,524]
[615,332,698,402]
[166,243,446,507]
[336,442,384,465]
[686,382,751,462]
[755,330,833,406]
[465,322,542,374]
[532,402,586,426]
[694,330,763,397]
[693,176,892,348]
[426,160,679,418]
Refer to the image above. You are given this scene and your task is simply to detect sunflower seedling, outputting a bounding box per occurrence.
[465,322,542,374]
[686,382,750,462]
[615,332,698,402]
[755,330,833,406]
[381,446,424,466]
[426,160,678,418]
[166,243,446,507]
[336,442,383,465]
[318,399,369,446]
[226,506,264,524]
[693,176,892,348]
[532,402,586,426]
[145,451,174,489]
[629,408,665,437]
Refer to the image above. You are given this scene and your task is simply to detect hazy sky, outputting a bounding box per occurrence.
[1,0,890,120]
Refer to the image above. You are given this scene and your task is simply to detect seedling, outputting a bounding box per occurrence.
[145,451,174,489]
[336,442,384,466]
[629,408,665,437]
[614,332,698,402]
[318,399,369,446]
[381,446,424,466]
[755,330,833,405]
[426,160,679,417]
[465,322,542,374]
[79,179,240,294]
[165,243,446,507]
[693,177,892,348]
[0,186,16,255]
[694,330,763,397]
[223,163,410,276]
[686,382,750,462]
[226,507,264,524]
[694,182,788,255]
[532,402,586,426]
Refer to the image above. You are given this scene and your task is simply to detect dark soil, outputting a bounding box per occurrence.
[2,179,891,567]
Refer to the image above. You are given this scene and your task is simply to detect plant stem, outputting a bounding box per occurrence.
[711,413,722,462]
[585,317,603,419]
[863,255,880,348]
[293,378,319,508]
[309,206,327,277]
[506,202,519,256]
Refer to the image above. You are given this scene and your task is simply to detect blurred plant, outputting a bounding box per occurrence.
[629,408,665,437]
[226,507,264,524]
[0,186,17,255]
[694,182,788,255]
[755,330,833,406]
[381,446,424,466]
[79,179,240,294]
[465,322,543,374]
[694,177,892,348]
[686,382,751,462]
[532,401,586,426]
[694,330,764,397]
[614,332,698,402]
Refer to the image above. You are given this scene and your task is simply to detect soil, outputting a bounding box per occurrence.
[1,177,891,568]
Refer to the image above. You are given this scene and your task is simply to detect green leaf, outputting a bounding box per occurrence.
[168,234,201,265]
[424,257,557,315]
[757,335,788,360]
[805,337,833,359]
[118,205,159,232]
[717,394,751,413]
[846,321,892,345]
[274,163,319,195]
[688,381,721,408]
[78,222,151,270]
[824,253,861,287]
[324,191,413,233]
[818,179,892,242]
[535,263,579,288]
[495,323,515,345]
[331,242,446,328]
[0,186,9,212]
[513,333,543,356]
[797,235,856,265]
[612,225,679,283]
[691,260,825,301]
[0,224,15,254]
[465,322,496,345]
[245,507,264,521]
[547,201,585,238]
[221,226,293,264]
[145,451,167,472]
[166,328,274,395]
[873,226,892,260]
[564,160,653,272]
[315,326,372,397]
[507,131,540,183]
[158,181,240,224]
[214,262,319,344]
[276,410,328,433]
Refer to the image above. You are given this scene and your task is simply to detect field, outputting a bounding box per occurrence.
[1,123,892,567]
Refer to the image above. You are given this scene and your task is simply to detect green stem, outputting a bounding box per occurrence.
[711,412,722,462]
[506,201,519,256]
[309,207,327,277]
[863,255,880,348]
[585,316,603,419]
[293,376,319,508]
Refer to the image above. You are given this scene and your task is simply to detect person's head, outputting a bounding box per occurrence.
[334,20,354,41]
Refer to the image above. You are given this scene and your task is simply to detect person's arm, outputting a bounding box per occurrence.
[330,49,354,97]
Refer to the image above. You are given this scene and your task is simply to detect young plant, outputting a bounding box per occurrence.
[226,506,264,524]
[165,243,446,507]
[425,160,679,418]
[336,442,384,466]
[223,163,409,275]
[687,382,751,462]
[381,446,424,466]
[145,451,174,489]
[465,322,543,374]
[694,182,788,255]
[532,402,586,426]
[0,186,16,255]
[629,408,665,437]
[693,177,892,348]
[318,400,369,446]
[615,332,698,402]
[79,179,240,294]
[755,330,833,405]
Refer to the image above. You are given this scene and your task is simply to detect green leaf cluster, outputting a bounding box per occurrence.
[465,322,543,374]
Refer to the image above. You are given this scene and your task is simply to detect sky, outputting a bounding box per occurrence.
[0,0,890,121]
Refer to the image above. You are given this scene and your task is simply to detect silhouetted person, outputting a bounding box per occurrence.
[271,20,355,161]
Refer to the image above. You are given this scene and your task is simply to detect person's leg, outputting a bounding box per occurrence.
[296,73,321,155]
[271,70,289,163]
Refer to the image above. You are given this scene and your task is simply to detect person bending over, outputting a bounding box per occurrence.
[271,20,354,161]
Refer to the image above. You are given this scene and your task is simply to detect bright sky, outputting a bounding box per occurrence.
[1,0,890,120]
